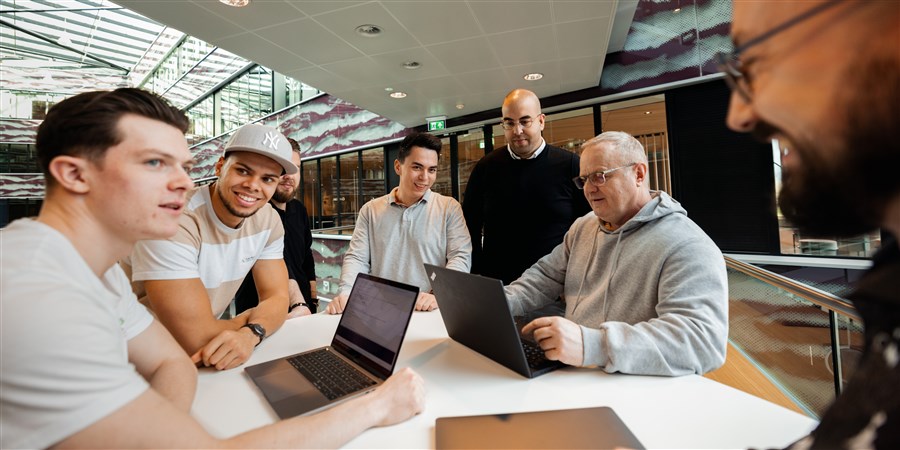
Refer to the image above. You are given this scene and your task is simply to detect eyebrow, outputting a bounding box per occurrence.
[503,115,533,121]
[235,161,280,178]
[143,148,194,165]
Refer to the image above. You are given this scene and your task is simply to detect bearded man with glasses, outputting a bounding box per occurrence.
[505,131,728,377]
[725,1,899,447]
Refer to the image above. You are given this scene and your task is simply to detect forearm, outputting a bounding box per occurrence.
[146,356,198,412]
[244,292,288,336]
[225,389,385,448]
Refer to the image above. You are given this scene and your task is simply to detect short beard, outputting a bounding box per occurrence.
[216,184,262,220]
[778,54,900,238]
[272,186,297,204]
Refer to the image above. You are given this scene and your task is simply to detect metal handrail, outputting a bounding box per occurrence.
[724,255,860,321]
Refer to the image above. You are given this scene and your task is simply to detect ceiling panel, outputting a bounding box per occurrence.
[313,2,419,54]
[426,36,500,74]
[112,0,634,127]
[381,2,482,46]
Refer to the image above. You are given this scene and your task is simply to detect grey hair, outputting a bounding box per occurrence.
[581,131,648,165]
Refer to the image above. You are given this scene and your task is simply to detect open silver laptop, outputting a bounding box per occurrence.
[436,406,644,449]
[425,264,566,378]
[245,273,418,419]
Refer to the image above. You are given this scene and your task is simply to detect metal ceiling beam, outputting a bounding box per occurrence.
[0,7,124,14]
[0,18,128,73]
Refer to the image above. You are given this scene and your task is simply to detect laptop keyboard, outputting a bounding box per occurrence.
[522,340,552,368]
[287,350,377,400]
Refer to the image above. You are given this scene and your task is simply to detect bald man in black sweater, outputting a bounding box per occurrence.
[463,89,589,285]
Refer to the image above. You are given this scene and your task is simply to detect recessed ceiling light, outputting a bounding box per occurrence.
[390,91,407,99]
[219,0,250,7]
[644,111,652,115]
[456,103,465,110]
[523,72,543,81]
[402,61,421,70]
[384,87,394,92]
[355,24,383,37]
[674,8,681,13]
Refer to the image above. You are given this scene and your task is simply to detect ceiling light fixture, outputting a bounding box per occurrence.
[402,61,421,70]
[219,0,250,7]
[384,87,394,92]
[356,24,383,37]
[523,72,543,81]
[644,111,652,115]
[456,103,465,110]
[674,8,681,13]
[389,91,407,99]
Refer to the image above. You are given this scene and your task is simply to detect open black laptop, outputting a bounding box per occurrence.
[245,273,418,419]
[425,264,566,378]
[435,406,644,449]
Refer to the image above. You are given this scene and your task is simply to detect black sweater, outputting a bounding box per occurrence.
[462,144,590,284]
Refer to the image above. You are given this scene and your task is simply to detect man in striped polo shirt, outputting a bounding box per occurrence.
[129,123,296,371]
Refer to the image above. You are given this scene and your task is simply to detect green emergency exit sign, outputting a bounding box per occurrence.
[427,116,447,132]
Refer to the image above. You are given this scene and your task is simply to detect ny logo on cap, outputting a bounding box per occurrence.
[263,132,280,150]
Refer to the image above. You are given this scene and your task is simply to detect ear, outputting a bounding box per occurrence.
[214,156,226,177]
[47,156,91,194]
[394,159,401,176]
[634,162,648,186]
[538,113,546,131]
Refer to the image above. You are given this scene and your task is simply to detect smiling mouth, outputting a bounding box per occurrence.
[235,193,258,205]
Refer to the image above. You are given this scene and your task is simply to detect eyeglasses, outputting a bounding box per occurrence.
[500,116,540,130]
[572,163,636,189]
[715,0,844,103]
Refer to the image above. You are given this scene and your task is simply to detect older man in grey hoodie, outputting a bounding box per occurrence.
[512,131,728,376]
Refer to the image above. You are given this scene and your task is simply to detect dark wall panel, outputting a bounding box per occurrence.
[666,81,780,254]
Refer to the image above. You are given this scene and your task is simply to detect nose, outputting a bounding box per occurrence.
[725,91,758,133]
[172,165,193,192]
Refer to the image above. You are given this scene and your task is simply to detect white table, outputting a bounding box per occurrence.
[192,311,818,449]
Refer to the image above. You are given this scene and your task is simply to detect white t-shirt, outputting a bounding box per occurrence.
[0,219,153,449]
[128,185,285,317]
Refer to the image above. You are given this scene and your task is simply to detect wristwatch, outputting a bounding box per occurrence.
[241,322,266,346]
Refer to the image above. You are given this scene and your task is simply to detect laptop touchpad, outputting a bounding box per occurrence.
[255,369,316,403]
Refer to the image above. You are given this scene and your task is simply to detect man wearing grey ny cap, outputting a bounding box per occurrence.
[127,123,298,370]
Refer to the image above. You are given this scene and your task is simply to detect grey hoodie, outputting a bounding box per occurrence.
[504,191,728,376]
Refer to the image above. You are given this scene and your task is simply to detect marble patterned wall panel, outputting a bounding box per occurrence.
[599,0,731,95]
[0,174,44,198]
[0,119,39,144]
[187,94,412,179]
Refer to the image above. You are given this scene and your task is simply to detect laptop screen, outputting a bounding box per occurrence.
[332,273,418,377]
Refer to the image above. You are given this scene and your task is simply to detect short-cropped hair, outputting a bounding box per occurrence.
[398,132,442,162]
[36,88,188,186]
[581,131,648,165]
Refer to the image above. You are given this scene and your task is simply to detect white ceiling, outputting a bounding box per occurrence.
[114,0,637,127]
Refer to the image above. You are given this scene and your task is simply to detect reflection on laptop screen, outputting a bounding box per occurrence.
[333,276,413,372]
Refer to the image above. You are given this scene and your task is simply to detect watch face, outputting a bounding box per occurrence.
[246,323,266,341]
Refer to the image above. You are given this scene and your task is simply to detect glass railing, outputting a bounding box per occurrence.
[724,256,861,418]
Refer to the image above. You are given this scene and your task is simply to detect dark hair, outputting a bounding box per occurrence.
[398,132,441,162]
[287,137,301,155]
[35,88,189,186]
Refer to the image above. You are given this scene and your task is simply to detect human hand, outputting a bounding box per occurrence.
[371,367,425,427]
[521,316,584,366]
[286,304,312,319]
[190,328,257,371]
[414,292,438,311]
[325,293,349,314]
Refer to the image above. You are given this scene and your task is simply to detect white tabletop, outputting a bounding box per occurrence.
[192,311,818,449]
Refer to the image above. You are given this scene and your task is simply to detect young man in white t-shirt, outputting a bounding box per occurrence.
[0,88,423,449]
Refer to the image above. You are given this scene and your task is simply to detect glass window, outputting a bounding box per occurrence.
[338,152,360,228]
[544,107,595,154]
[302,160,320,228]
[319,156,337,229]
[0,144,39,173]
[283,75,321,106]
[219,66,273,133]
[599,96,670,194]
[457,129,485,203]
[186,96,214,146]
[432,137,452,197]
[361,148,385,206]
